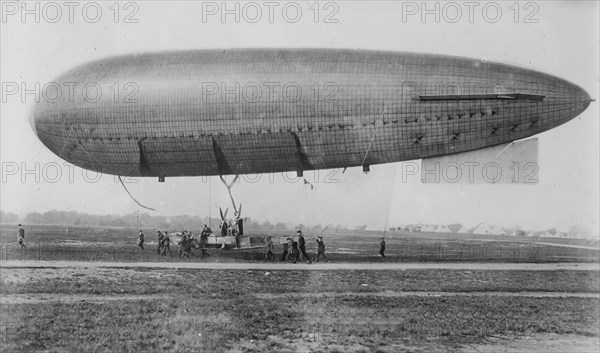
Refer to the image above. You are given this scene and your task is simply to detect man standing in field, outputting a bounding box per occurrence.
[179,232,189,258]
[157,231,164,255]
[17,224,25,249]
[201,225,212,237]
[296,230,312,264]
[314,236,326,262]
[200,226,209,258]
[264,236,274,262]
[138,230,145,250]
[280,238,289,262]
[379,237,386,258]
[290,238,300,263]
[180,231,193,258]
[161,234,172,257]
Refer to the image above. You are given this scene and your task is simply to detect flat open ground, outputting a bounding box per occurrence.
[1,225,599,352]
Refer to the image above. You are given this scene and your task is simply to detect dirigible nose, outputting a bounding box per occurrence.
[576,85,593,110]
[533,73,594,129]
[563,84,593,120]
[31,96,69,159]
[560,80,592,107]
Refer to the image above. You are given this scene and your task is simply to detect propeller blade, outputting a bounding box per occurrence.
[238,204,242,217]
[219,207,224,220]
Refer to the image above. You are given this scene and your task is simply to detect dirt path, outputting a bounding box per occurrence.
[0,293,169,304]
[1,260,598,271]
[253,291,600,299]
[532,241,600,250]
[459,333,599,353]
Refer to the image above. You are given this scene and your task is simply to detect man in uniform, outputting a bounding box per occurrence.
[296,230,312,264]
[138,230,145,250]
[161,234,172,257]
[314,236,326,262]
[227,221,234,237]
[379,237,386,258]
[157,231,164,254]
[280,238,289,262]
[201,225,212,237]
[179,231,189,258]
[17,224,25,249]
[264,236,274,262]
[200,225,210,257]
[290,238,300,263]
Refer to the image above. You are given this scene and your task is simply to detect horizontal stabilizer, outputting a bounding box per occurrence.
[418,93,545,102]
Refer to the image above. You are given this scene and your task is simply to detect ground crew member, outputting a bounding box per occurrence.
[138,230,145,250]
[201,225,212,237]
[200,226,209,257]
[380,237,386,257]
[179,231,189,258]
[264,236,274,262]
[297,230,312,264]
[161,235,172,257]
[280,239,289,261]
[314,236,326,262]
[157,231,164,254]
[185,231,194,257]
[17,224,25,249]
[290,239,300,263]
[231,221,238,237]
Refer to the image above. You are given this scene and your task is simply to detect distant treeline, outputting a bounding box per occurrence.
[0,210,330,233]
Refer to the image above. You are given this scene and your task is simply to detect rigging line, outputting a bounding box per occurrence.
[68,126,100,172]
[57,128,73,158]
[361,103,386,167]
[76,140,98,172]
[118,175,156,211]
[495,141,515,158]
[382,213,390,239]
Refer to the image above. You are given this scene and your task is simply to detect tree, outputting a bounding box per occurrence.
[0,211,20,224]
[274,222,288,231]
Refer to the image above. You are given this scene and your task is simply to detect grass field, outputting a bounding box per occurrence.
[1,224,599,352]
[1,268,599,352]
[1,224,599,263]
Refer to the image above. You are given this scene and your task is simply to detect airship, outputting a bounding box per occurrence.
[31,49,592,181]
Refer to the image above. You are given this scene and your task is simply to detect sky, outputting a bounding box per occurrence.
[1,0,598,234]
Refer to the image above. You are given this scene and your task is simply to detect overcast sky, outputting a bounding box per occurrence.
[1,1,598,234]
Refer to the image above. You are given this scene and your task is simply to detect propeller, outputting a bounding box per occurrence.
[220,174,241,219]
[219,207,229,221]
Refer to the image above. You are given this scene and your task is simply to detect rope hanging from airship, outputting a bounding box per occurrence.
[361,102,387,172]
[118,176,156,211]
